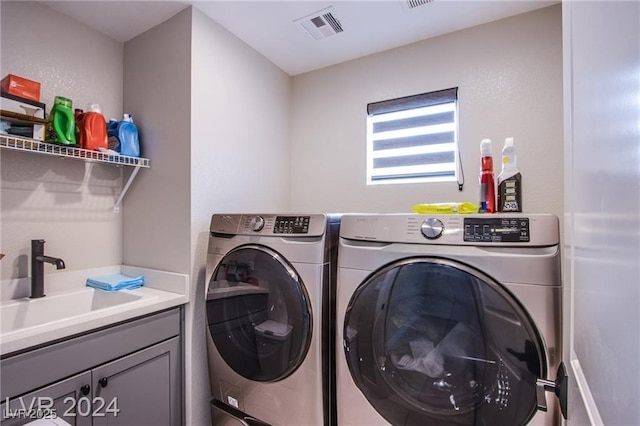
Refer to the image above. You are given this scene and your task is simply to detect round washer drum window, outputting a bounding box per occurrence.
[206,244,312,382]
[343,257,547,426]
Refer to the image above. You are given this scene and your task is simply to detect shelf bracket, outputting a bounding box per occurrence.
[114,165,142,213]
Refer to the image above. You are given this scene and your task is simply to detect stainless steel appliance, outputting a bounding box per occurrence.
[206,213,340,426]
[336,213,567,426]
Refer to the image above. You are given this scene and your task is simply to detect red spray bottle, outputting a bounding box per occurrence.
[479,138,496,213]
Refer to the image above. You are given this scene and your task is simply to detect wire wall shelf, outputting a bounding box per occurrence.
[0,134,150,168]
[1,134,150,212]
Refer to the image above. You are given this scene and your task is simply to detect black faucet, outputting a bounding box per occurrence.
[31,239,65,298]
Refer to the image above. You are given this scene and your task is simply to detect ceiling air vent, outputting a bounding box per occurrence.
[294,6,344,40]
[402,0,434,11]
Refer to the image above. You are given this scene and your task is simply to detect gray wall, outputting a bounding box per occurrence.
[0,1,124,288]
[563,1,640,424]
[291,5,563,220]
[122,8,192,275]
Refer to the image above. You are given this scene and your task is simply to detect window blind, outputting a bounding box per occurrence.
[366,87,458,184]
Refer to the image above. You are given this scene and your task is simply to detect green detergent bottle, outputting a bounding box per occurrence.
[46,96,76,145]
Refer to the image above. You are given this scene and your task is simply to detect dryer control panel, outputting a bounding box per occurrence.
[273,215,311,234]
[210,213,327,237]
[243,215,313,234]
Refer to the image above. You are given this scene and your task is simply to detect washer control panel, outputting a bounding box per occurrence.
[421,218,445,240]
[249,216,265,231]
[339,214,557,246]
[463,217,530,243]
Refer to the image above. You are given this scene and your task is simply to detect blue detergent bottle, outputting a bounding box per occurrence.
[115,114,140,157]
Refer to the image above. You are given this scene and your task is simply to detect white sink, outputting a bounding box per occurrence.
[0,266,189,355]
[1,288,143,334]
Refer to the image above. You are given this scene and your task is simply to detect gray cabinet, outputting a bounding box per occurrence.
[0,308,182,425]
[92,338,180,426]
[1,371,92,426]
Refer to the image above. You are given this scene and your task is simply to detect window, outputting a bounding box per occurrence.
[366,87,459,185]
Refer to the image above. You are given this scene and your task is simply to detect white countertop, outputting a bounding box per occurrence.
[0,265,189,355]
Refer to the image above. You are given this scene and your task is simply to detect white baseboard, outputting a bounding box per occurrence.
[570,358,604,426]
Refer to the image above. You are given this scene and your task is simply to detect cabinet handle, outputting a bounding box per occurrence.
[80,385,90,396]
[99,377,109,388]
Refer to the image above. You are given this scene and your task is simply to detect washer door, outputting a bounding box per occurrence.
[344,257,547,426]
[207,244,312,382]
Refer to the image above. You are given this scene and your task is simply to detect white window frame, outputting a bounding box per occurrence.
[366,88,460,186]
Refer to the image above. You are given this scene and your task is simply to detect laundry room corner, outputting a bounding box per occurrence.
[8,1,637,425]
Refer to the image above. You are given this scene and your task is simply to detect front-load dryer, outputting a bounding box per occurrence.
[336,213,567,426]
[206,213,340,426]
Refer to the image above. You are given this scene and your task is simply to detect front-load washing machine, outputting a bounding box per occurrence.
[205,213,340,426]
[336,213,567,426]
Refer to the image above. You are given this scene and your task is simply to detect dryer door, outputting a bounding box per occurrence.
[343,257,550,426]
[206,244,312,382]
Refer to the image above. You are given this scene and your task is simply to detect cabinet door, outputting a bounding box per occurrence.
[91,337,181,426]
[0,371,92,426]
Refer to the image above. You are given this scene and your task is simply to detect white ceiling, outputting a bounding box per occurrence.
[39,0,557,76]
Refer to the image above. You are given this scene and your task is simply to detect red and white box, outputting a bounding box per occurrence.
[1,74,41,103]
